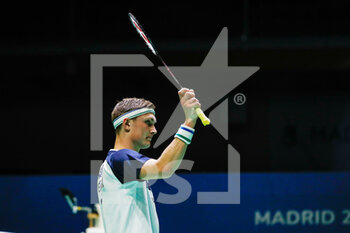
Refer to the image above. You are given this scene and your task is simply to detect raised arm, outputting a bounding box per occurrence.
[140,88,201,180]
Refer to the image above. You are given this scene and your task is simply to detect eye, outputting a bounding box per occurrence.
[145,117,156,126]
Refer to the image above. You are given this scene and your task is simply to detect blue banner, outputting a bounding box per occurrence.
[0,173,349,233]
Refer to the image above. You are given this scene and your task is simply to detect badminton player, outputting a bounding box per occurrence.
[97,88,200,233]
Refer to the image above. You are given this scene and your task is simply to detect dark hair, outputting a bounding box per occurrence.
[111,97,155,132]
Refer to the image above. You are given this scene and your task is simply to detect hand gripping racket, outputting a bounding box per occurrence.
[128,13,211,126]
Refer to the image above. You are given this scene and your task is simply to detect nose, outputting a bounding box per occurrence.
[150,125,157,135]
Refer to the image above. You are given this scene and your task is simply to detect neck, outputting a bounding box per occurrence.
[114,134,140,152]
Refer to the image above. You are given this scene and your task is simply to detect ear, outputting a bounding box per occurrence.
[122,118,132,132]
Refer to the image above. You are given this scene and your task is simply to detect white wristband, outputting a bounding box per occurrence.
[174,124,195,145]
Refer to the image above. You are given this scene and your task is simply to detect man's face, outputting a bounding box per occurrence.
[129,113,157,150]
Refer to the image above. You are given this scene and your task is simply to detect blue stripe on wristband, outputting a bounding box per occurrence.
[180,126,195,134]
[174,124,195,145]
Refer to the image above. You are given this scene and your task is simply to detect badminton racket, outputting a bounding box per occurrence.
[128,12,210,126]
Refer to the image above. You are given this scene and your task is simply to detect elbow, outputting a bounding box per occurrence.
[158,165,175,179]
[155,159,177,179]
[163,171,174,179]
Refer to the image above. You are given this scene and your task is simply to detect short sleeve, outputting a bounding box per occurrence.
[106,149,150,184]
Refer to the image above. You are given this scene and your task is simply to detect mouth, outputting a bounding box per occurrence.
[146,137,152,141]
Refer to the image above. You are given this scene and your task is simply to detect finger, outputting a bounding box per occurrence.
[185,98,201,109]
[178,88,189,98]
[183,91,195,100]
[187,99,201,108]
[193,102,201,109]
[179,88,193,95]
[186,97,198,104]
[186,102,201,110]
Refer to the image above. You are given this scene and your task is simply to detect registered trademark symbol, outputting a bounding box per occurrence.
[233,93,246,105]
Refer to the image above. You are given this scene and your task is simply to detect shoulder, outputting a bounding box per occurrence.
[106,149,152,183]
[107,149,150,163]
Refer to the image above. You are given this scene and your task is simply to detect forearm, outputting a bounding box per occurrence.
[157,138,187,175]
[157,119,196,176]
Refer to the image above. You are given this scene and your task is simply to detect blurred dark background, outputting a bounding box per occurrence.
[1,1,350,174]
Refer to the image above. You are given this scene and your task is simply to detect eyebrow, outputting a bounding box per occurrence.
[144,118,157,124]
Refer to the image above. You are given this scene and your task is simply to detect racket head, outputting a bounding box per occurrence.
[128,13,158,56]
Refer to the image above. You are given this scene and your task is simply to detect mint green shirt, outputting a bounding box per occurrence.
[97,149,159,233]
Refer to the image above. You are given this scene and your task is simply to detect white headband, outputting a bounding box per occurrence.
[113,108,155,129]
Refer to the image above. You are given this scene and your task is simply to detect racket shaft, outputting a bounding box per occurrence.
[160,58,211,126]
[159,56,211,126]
[158,56,182,89]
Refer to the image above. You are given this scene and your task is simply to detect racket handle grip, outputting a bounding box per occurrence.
[195,108,210,126]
